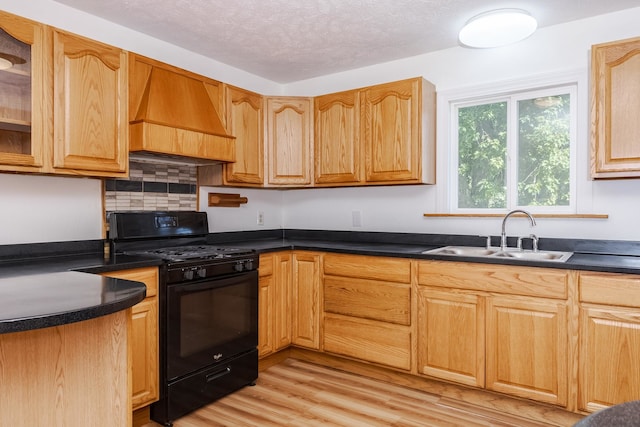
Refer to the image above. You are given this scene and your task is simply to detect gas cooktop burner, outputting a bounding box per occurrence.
[128,245,255,262]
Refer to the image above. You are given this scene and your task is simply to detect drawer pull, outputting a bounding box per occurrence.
[206,366,231,382]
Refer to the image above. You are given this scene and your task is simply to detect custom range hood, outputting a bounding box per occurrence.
[129,54,236,164]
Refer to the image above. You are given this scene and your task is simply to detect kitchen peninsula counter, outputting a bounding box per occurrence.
[0,245,161,334]
[0,243,163,426]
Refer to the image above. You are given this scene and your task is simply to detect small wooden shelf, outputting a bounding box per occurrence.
[208,192,248,207]
[0,118,31,133]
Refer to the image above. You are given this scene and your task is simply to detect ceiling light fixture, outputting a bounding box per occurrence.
[459,8,537,49]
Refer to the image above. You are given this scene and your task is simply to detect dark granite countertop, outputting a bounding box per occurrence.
[206,229,640,275]
[4,229,640,335]
[0,241,162,335]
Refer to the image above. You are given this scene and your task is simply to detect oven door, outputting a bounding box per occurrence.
[166,270,258,381]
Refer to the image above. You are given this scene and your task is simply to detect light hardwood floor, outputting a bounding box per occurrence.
[145,358,585,427]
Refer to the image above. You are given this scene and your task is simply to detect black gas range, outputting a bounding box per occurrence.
[109,211,258,278]
[108,211,259,427]
[122,244,258,284]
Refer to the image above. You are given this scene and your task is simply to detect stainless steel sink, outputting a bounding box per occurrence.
[422,246,573,263]
[426,246,500,257]
[493,249,573,262]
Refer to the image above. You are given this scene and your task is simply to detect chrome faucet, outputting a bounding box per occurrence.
[501,209,536,251]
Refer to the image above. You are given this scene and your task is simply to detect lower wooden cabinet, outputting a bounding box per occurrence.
[417,287,485,387]
[100,266,159,411]
[274,252,292,350]
[257,252,293,357]
[486,295,568,406]
[258,253,275,357]
[255,251,640,415]
[578,272,640,412]
[322,253,412,370]
[417,260,570,406]
[291,252,321,349]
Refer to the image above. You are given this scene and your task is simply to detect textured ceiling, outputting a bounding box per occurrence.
[52,0,639,83]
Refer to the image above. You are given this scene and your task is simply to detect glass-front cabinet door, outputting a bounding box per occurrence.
[0,12,49,170]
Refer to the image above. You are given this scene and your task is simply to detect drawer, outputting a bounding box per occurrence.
[323,313,411,370]
[324,253,411,283]
[102,266,158,298]
[258,253,274,277]
[580,272,640,307]
[324,276,410,325]
[418,260,568,299]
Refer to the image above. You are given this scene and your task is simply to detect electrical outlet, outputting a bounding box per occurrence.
[257,211,264,226]
[352,210,362,227]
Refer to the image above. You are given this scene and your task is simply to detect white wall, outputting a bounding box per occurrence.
[277,7,640,241]
[0,175,102,244]
[2,2,640,242]
[199,186,285,232]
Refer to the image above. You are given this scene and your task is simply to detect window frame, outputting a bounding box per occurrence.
[441,72,582,215]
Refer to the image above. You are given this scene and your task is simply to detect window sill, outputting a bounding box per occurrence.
[423,213,608,219]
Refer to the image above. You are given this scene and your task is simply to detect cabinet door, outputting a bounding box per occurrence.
[417,287,485,387]
[291,252,321,349]
[266,97,313,186]
[258,272,275,357]
[0,12,48,171]
[51,30,127,175]
[579,305,640,412]
[591,37,640,178]
[130,298,159,410]
[314,89,362,185]
[258,253,275,357]
[361,78,423,183]
[486,296,568,406]
[273,252,292,350]
[224,85,264,185]
[100,267,159,410]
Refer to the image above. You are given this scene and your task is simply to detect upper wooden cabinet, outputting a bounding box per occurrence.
[314,89,361,185]
[223,85,264,186]
[0,12,48,172]
[0,11,127,177]
[206,76,436,189]
[314,77,436,187]
[266,97,313,187]
[591,36,640,178]
[51,30,128,175]
[361,78,435,184]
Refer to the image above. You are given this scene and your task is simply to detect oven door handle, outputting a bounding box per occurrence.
[206,366,232,383]
[171,270,257,294]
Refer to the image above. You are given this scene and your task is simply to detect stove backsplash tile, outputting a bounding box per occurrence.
[105,160,197,212]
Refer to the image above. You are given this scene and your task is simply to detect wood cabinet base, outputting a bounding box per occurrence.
[0,311,131,426]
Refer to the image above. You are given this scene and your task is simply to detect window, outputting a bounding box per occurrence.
[451,85,576,213]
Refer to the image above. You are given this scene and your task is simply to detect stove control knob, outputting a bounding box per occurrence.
[234,262,244,272]
[183,269,194,281]
[197,268,207,278]
[245,260,254,270]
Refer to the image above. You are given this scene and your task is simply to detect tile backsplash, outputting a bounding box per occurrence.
[105,160,197,211]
